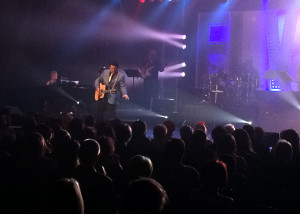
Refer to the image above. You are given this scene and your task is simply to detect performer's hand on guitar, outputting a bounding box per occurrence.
[99,89,104,96]
[140,66,154,79]
[123,94,129,100]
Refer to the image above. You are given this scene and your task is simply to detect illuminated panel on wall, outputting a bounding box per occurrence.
[208,23,230,75]
[269,79,281,91]
[210,26,228,42]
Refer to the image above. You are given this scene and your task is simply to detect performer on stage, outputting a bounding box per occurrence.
[241,57,260,88]
[140,49,164,109]
[46,70,58,85]
[94,61,129,121]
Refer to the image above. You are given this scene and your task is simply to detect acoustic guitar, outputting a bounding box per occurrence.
[95,83,116,101]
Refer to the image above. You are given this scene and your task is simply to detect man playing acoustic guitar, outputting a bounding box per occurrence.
[94,62,129,121]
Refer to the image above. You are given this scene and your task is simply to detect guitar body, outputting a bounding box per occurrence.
[140,66,154,79]
[95,83,106,101]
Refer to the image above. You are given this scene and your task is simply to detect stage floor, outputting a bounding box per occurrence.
[115,90,300,134]
[2,88,300,134]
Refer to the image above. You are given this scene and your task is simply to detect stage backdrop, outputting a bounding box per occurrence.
[196,9,300,91]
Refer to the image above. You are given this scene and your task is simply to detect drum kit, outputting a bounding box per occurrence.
[202,71,258,106]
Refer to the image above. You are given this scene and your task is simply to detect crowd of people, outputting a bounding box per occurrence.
[0,109,300,214]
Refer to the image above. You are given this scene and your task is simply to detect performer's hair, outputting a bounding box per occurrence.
[110,61,119,68]
[50,70,57,76]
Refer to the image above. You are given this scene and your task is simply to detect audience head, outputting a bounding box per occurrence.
[120,178,168,214]
[194,121,207,134]
[217,134,237,156]
[78,139,100,165]
[224,123,235,134]
[163,120,176,138]
[97,136,115,158]
[254,126,264,143]
[127,155,153,181]
[164,138,185,162]
[40,178,84,214]
[211,125,227,144]
[233,128,253,153]
[61,113,74,130]
[280,129,299,155]
[190,129,207,150]
[115,123,132,145]
[131,119,147,137]
[180,125,194,141]
[52,129,71,153]
[153,124,167,141]
[273,139,293,163]
[243,124,255,143]
[36,124,53,147]
[180,125,193,150]
[25,132,46,159]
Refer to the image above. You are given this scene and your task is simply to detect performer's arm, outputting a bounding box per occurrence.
[119,75,129,100]
[95,73,106,88]
[94,77,100,88]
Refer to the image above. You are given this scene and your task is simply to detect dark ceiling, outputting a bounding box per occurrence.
[0,0,293,90]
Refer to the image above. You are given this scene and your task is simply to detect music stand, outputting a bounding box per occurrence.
[124,69,142,90]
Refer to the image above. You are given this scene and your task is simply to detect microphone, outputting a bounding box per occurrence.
[99,66,106,73]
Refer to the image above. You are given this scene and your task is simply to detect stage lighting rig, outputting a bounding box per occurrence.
[138,0,180,3]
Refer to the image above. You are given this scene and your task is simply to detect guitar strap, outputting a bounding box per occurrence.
[110,72,119,92]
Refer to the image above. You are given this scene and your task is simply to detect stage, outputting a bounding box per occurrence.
[2,86,299,135]
[1,0,300,136]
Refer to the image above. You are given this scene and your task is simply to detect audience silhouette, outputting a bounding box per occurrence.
[1,108,300,214]
[40,178,84,214]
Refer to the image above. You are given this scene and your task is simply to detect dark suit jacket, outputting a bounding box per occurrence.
[95,69,128,104]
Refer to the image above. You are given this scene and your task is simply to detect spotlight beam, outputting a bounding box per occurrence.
[278,91,300,110]
[163,33,186,40]
[116,102,169,118]
[90,12,186,49]
[164,62,186,72]
[175,91,255,124]
[50,87,78,104]
[159,63,186,78]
